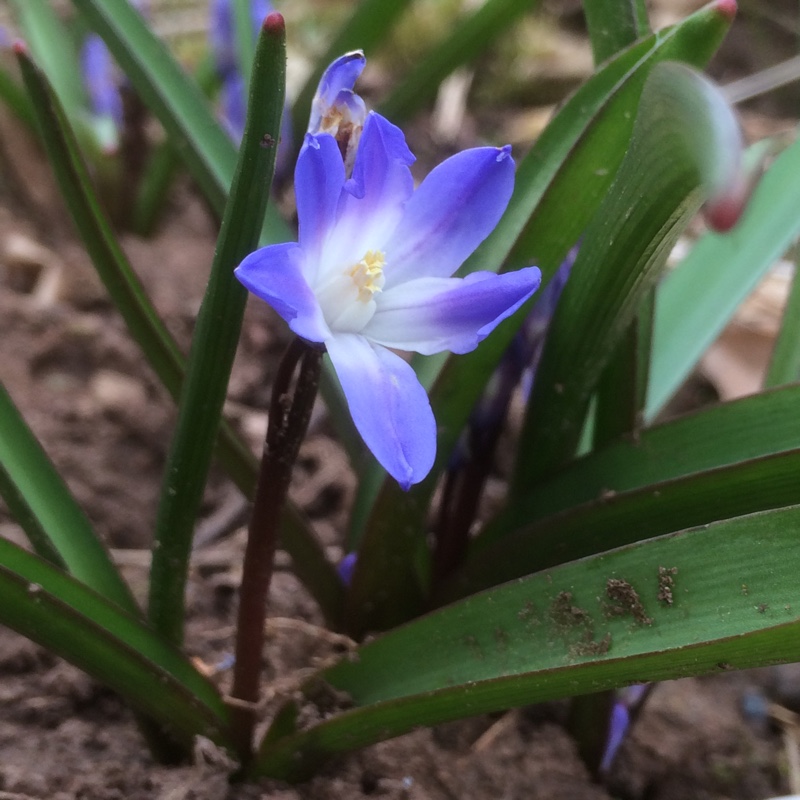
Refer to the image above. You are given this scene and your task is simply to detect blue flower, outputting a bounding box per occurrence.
[235,112,541,489]
[79,0,148,152]
[209,0,280,141]
[307,50,366,172]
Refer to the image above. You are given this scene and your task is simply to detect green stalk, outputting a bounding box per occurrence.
[147,14,287,646]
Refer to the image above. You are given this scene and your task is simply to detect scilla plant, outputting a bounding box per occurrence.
[2,0,800,783]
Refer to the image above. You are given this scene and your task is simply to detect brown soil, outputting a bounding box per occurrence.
[0,25,798,797]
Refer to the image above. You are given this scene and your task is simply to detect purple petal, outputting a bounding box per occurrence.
[219,73,247,141]
[81,34,123,124]
[384,145,515,286]
[249,0,272,29]
[325,113,414,267]
[209,0,272,75]
[600,702,630,774]
[325,334,436,489]
[365,267,541,355]
[295,134,346,281]
[209,0,236,74]
[337,552,358,586]
[308,51,366,134]
[234,243,330,343]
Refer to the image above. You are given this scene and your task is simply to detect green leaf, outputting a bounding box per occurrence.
[147,16,289,646]
[131,138,181,236]
[254,505,800,780]
[496,383,800,528]
[69,0,289,242]
[592,290,654,450]
[512,62,745,491]
[0,380,138,613]
[647,133,800,416]
[0,537,232,750]
[379,0,537,123]
[0,63,37,133]
[9,0,87,119]
[470,0,734,279]
[452,448,800,596]
[583,0,650,65]
[765,243,800,388]
[344,3,735,635]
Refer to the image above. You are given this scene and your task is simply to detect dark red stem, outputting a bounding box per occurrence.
[229,338,321,761]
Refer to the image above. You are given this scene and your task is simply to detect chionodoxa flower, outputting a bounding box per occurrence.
[236,80,540,489]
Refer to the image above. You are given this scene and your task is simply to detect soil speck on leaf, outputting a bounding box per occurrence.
[657,566,678,606]
[604,579,653,625]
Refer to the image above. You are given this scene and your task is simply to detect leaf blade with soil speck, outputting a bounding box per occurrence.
[254,505,800,781]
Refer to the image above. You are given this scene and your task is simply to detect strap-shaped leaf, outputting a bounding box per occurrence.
[344,4,734,635]
[512,61,745,491]
[494,381,800,532]
[765,244,800,387]
[0,537,232,750]
[0,382,138,612]
[254,504,800,780]
[9,0,87,120]
[647,133,800,416]
[451,448,800,596]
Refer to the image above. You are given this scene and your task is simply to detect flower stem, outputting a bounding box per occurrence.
[229,337,322,761]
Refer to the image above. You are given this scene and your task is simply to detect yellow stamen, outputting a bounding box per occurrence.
[347,250,386,302]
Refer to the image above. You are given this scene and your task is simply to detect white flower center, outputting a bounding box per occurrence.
[316,249,386,333]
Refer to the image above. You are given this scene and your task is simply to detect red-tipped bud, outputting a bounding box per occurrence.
[263,11,285,35]
[12,40,27,56]
[703,173,750,232]
[715,0,737,21]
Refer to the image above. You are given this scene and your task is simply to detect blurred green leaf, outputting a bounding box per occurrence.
[584,0,650,64]
[9,0,87,119]
[379,0,537,123]
[69,0,289,241]
[512,62,745,491]
[255,504,800,781]
[0,64,36,133]
[647,133,800,416]
[0,537,232,750]
[344,4,735,635]
[765,244,800,387]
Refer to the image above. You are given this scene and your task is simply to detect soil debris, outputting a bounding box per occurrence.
[604,579,653,625]
[549,591,592,630]
[657,566,678,606]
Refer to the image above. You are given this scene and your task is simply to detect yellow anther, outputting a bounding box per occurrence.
[347,250,386,302]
